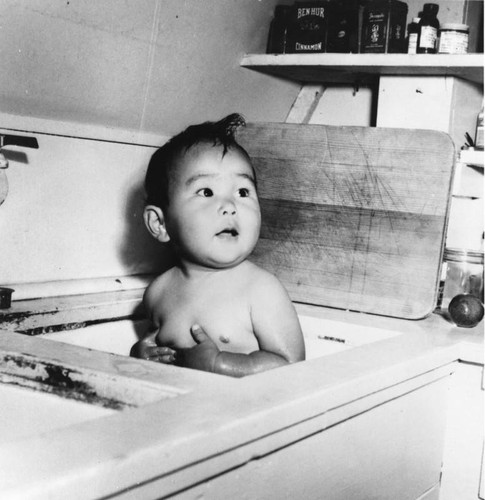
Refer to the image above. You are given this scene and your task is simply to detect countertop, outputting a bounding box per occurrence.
[0,300,483,499]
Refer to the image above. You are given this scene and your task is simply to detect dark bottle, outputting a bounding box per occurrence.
[417,3,439,54]
[407,17,420,54]
[266,5,291,54]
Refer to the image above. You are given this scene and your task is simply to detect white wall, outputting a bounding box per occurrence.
[0,0,299,136]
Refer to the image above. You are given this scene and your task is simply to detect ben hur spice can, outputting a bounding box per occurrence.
[286,3,329,53]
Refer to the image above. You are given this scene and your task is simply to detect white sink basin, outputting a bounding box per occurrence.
[0,383,113,445]
[39,313,402,360]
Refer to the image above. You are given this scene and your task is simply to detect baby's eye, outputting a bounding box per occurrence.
[197,188,213,197]
[238,188,250,198]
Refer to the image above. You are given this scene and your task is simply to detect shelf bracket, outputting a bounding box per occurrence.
[353,80,360,96]
[286,84,326,124]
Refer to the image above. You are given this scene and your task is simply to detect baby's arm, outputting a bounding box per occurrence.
[178,273,305,377]
[130,331,176,363]
[130,278,176,363]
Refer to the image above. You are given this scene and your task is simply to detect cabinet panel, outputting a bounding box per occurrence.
[170,377,449,500]
[376,75,483,148]
[440,362,485,500]
[376,76,454,131]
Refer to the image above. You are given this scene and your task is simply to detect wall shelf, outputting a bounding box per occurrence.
[241,53,484,85]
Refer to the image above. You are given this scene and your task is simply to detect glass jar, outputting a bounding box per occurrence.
[438,23,469,54]
[441,248,484,312]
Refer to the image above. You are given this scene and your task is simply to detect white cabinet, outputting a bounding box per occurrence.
[441,362,484,500]
[168,370,451,500]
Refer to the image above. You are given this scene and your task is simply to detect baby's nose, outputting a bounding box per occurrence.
[219,198,236,215]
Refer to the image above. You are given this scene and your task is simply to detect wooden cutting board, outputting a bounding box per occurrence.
[238,123,455,319]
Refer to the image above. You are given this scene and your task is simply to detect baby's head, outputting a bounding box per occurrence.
[144,113,261,269]
[145,113,253,210]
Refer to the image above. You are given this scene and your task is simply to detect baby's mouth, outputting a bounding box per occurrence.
[216,228,239,237]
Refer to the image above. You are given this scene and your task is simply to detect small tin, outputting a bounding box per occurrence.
[0,287,14,309]
[438,23,469,54]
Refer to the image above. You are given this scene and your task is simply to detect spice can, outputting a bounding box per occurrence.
[266,6,292,53]
[286,3,329,53]
[326,0,360,53]
[438,23,469,54]
[360,0,408,53]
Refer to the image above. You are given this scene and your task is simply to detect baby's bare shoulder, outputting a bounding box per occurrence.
[243,261,288,295]
[144,268,177,307]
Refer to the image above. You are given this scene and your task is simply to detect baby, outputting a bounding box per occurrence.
[130,113,305,377]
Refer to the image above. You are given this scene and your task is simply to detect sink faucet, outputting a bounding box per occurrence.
[0,134,39,169]
[0,133,39,203]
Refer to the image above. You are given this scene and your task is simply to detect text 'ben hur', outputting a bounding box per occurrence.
[297,7,325,19]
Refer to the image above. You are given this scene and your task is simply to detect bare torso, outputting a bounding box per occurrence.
[146,261,262,353]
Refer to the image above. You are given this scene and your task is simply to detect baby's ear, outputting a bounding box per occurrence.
[143,205,170,243]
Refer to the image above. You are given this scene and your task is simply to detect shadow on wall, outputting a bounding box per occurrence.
[118,179,175,277]
[2,149,28,165]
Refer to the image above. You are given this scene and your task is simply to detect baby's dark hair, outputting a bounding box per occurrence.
[145,113,251,209]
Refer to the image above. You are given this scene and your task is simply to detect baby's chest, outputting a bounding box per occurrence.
[155,293,259,353]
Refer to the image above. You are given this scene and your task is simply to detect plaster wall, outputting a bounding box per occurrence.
[0,0,300,136]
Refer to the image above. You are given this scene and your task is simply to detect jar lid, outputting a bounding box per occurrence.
[444,247,484,264]
[440,23,469,31]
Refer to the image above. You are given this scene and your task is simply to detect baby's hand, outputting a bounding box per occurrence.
[130,336,177,364]
[176,324,220,373]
